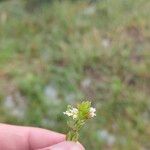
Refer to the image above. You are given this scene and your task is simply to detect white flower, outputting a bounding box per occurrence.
[72,114,78,119]
[64,107,79,119]
[63,111,72,117]
[89,107,96,118]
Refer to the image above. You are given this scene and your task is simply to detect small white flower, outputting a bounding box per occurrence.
[72,114,78,119]
[64,107,79,119]
[89,107,96,118]
[71,108,78,114]
[63,111,72,116]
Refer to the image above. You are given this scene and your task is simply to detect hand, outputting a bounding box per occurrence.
[0,124,84,150]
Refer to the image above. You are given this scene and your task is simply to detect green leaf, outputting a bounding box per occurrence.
[77,101,91,120]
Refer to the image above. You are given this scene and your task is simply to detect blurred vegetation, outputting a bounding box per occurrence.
[0,0,150,149]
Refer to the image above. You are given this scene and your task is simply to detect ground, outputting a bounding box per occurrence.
[0,0,150,149]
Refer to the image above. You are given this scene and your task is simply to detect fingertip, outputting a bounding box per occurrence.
[77,141,85,150]
[38,141,85,150]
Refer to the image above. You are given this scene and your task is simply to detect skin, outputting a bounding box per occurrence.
[0,124,84,150]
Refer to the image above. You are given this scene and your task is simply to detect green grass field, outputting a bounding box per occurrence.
[0,0,150,149]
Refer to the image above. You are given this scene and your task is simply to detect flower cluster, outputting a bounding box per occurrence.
[64,101,96,141]
[63,105,96,119]
[89,107,96,118]
[63,107,78,119]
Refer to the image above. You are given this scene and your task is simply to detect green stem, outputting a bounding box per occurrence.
[66,119,80,142]
[66,130,79,142]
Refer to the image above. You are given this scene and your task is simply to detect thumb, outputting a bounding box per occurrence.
[38,141,85,150]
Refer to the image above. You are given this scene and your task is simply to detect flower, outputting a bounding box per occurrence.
[89,107,96,118]
[64,107,79,119]
[64,101,96,141]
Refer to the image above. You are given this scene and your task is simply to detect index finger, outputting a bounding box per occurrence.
[0,124,65,150]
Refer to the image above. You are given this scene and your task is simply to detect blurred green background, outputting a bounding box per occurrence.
[0,0,150,149]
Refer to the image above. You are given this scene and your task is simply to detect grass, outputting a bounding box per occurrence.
[0,0,150,149]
